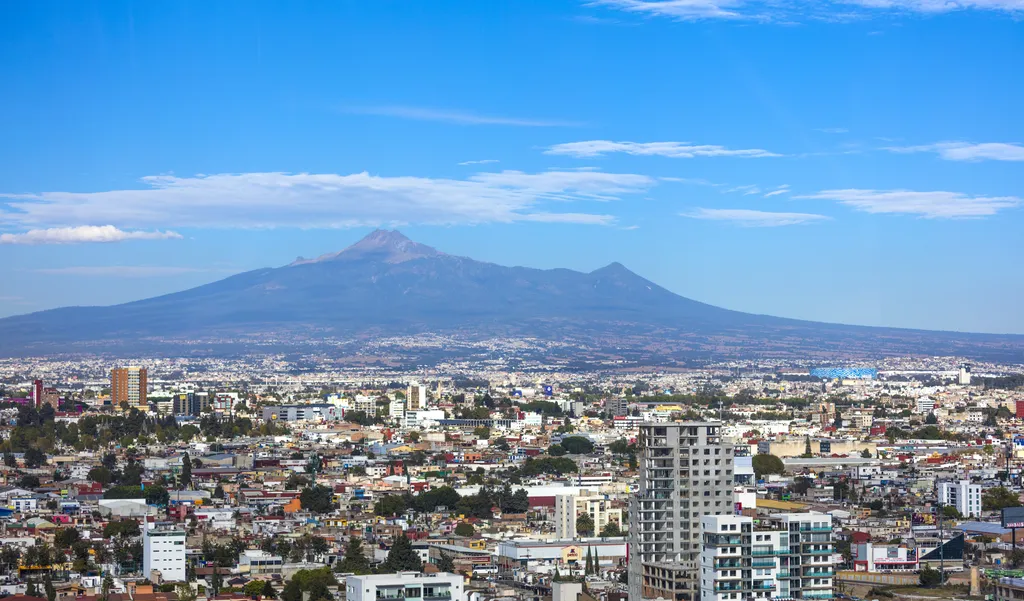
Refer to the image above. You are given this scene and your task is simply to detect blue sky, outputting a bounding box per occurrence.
[1,1,1022,334]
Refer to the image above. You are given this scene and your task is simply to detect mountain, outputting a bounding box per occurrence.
[1,229,1022,362]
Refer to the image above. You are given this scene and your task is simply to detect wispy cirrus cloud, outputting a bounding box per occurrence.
[0,225,182,245]
[546,140,781,159]
[457,159,500,166]
[33,266,225,277]
[798,189,1021,218]
[0,170,656,231]
[342,105,580,127]
[588,0,1024,21]
[764,185,791,197]
[726,184,762,195]
[816,127,849,134]
[887,141,1024,162]
[684,208,831,227]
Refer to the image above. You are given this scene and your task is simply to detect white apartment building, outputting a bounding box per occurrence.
[916,397,936,414]
[938,480,982,518]
[699,513,834,601]
[554,491,623,539]
[346,572,463,601]
[143,525,186,582]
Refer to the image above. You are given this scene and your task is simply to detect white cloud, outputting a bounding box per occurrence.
[798,189,1021,218]
[726,184,762,195]
[764,185,791,197]
[546,140,780,158]
[0,170,656,230]
[588,0,748,20]
[887,141,1024,162]
[457,159,500,165]
[0,225,182,245]
[683,208,831,227]
[816,127,849,134]
[589,0,1024,21]
[342,105,579,127]
[33,266,220,277]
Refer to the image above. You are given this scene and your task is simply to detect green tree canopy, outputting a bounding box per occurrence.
[559,436,595,455]
[382,534,422,573]
[984,486,1023,511]
[335,537,371,575]
[299,485,335,514]
[576,512,595,537]
[752,454,785,479]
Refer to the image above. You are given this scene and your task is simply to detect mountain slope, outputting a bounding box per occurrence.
[1,230,1021,361]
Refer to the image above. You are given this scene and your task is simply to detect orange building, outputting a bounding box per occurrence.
[111,366,147,407]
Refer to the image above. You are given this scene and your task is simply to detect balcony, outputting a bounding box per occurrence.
[804,570,834,578]
[424,596,452,601]
[751,549,790,556]
[753,583,777,590]
[777,571,790,578]
[714,584,748,592]
[751,560,776,568]
[800,593,834,600]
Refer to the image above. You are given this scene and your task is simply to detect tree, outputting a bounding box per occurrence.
[44,573,56,601]
[791,477,813,496]
[600,521,623,537]
[244,581,270,596]
[1011,548,1024,569]
[180,453,192,489]
[801,436,813,458]
[860,448,873,459]
[382,534,422,573]
[335,536,371,575]
[88,466,114,485]
[436,551,456,573]
[299,485,335,514]
[942,505,963,520]
[23,448,46,468]
[27,580,40,597]
[560,436,595,455]
[473,426,491,440]
[548,444,566,457]
[576,512,595,537]
[926,412,938,425]
[919,566,942,587]
[19,474,40,489]
[374,495,408,517]
[260,581,277,599]
[983,486,1023,511]
[176,584,197,601]
[454,522,475,537]
[585,546,594,575]
[752,454,785,479]
[54,527,81,548]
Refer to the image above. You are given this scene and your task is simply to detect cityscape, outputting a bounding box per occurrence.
[1,4,1022,601]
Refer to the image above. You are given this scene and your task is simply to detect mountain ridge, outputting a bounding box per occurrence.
[0,229,1021,362]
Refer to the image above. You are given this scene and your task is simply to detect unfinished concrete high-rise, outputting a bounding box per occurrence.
[629,422,734,601]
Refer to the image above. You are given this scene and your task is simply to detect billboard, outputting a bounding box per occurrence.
[820,441,832,453]
[1003,507,1024,528]
[543,385,554,396]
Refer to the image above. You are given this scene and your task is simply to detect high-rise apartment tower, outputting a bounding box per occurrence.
[629,422,734,601]
[111,366,148,407]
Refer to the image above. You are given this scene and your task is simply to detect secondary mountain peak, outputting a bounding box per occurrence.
[289,229,444,266]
